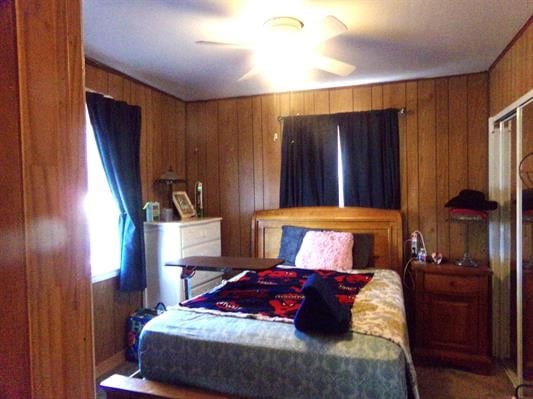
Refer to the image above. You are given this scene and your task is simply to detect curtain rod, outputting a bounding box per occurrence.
[277,107,407,122]
[85,87,114,99]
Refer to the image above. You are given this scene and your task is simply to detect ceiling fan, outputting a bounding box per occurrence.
[196,15,355,82]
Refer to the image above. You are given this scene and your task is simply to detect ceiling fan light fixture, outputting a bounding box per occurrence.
[263,16,304,34]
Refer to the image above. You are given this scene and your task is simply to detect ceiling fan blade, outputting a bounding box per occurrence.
[313,55,355,77]
[195,40,252,50]
[306,15,348,43]
[238,66,261,81]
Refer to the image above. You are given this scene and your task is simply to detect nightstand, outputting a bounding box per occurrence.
[412,262,492,374]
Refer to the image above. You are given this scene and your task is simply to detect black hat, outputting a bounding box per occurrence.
[524,189,533,211]
[445,189,498,211]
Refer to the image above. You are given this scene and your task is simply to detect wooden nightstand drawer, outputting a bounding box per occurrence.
[425,274,480,294]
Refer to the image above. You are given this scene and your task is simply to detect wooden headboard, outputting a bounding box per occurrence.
[252,207,404,275]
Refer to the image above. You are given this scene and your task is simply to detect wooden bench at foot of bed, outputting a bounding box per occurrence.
[100,374,235,399]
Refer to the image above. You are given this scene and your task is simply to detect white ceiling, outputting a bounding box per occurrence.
[82,0,532,101]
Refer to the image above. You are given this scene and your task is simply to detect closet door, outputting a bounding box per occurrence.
[489,91,533,386]
[519,102,533,380]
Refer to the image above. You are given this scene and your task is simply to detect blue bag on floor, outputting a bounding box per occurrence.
[126,302,166,362]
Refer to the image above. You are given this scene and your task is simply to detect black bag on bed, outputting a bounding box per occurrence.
[294,273,351,334]
[126,302,166,362]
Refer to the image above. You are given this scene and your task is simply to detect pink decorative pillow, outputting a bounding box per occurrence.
[295,231,354,272]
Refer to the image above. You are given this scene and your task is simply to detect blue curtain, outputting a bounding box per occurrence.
[279,110,400,209]
[86,92,146,291]
[280,115,339,207]
[338,109,400,209]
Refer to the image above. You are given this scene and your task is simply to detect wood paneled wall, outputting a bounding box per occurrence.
[0,0,94,397]
[85,62,187,366]
[490,19,532,115]
[186,73,490,262]
[0,1,31,397]
[92,277,141,367]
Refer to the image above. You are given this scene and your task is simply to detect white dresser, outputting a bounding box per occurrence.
[143,217,222,307]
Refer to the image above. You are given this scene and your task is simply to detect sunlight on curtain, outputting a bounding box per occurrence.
[84,108,120,281]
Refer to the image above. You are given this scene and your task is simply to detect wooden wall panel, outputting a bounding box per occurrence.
[186,73,490,263]
[218,99,241,256]
[490,21,532,115]
[371,85,384,109]
[85,62,186,367]
[435,78,451,256]
[405,81,420,242]
[261,95,282,210]
[10,0,94,396]
[237,98,255,256]
[186,101,201,193]
[0,2,31,397]
[252,97,264,211]
[291,91,305,115]
[417,80,437,252]
[448,76,469,262]
[92,277,141,365]
[302,91,315,114]
[353,86,372,111]
[314,89,330,114]
[205,101,221,217]
[467,74,490,259]
[330,87,353,113]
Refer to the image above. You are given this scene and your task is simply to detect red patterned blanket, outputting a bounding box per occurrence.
[180,266,373,322]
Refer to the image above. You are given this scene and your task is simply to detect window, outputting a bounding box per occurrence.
[337,126,345,207]
[85,108,121,282]
[280,110,400,209]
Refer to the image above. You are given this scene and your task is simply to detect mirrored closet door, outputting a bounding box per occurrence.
[489,90,533,386]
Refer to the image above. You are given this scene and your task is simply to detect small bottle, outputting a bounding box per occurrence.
[195,181,204,217]
[143,202,153,222]
[152,202,160,221]
[418,248,427,263]
[411,232,418,258]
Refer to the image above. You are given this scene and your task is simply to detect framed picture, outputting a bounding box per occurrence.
[172,191,196,219]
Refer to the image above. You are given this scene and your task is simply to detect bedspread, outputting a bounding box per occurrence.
[139,269,419,399]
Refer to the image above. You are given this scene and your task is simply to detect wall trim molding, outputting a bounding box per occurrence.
[489,15,532,72]
[95,350,127,379]
[85,57,186,102]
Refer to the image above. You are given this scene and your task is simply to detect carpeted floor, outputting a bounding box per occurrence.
[96,361,518,398]
[416,363,516,399]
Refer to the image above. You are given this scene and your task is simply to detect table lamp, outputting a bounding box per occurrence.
[155,167,186,209]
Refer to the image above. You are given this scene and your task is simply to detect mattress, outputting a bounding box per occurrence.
[139,269,418,399]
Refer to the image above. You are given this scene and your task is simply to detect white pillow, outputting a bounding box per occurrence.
[295,230,354,272]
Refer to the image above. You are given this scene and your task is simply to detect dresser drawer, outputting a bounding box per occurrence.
[181,222,220,248]
[182,240,221,258]
[425,274,480,294]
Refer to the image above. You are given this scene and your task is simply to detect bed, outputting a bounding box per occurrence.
[101,206,419,399]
